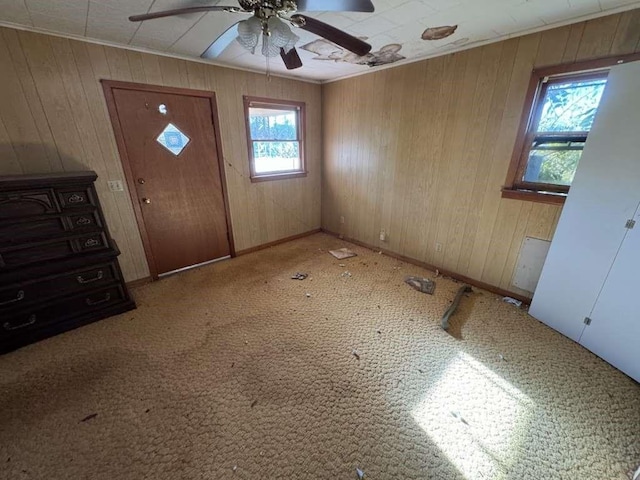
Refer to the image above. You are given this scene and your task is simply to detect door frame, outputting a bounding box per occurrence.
[101,80,235,280]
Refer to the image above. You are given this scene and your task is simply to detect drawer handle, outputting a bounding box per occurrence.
[84,238,101,248]
[3,314,36,331]
[68,193,85,204]
[86,293,111,306]
[76,216,92,226]
[0,290,24,306]
[77,271,104,284]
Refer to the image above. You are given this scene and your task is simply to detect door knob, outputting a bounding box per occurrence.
[142,198,151,204]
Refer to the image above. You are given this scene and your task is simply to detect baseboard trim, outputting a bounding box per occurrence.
[321,228,531,304]
[236,228,322,256]
[126,276,153,289]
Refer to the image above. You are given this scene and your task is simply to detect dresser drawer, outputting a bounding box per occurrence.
[77,233,108,252]
[0,210,101,247]
[0,232,109,269]
[0,284,126,339]
[0,189,59,219]
[67,211,101,231]
[0,261,119,312]
[56,187,95,209]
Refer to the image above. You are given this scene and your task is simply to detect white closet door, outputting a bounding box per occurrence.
[580,203,640,382]
[529,61,640,341]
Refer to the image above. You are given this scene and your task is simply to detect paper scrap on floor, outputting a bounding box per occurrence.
[329,248,357,259]
[404,276,436,295]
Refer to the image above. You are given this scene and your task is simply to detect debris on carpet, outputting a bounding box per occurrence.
[499,354,508,362]
[291,272,308,280]
[352,349,360,360]
[502,296,523,308]
[404,276,436,295]
[441,285,473,330]
[250,400,258,408]
[305,293,311,298]
[341,271,352,278]
[80,413,98,423]
[356,467,365,479]
[450,410,469,425]
[330,248,357,259]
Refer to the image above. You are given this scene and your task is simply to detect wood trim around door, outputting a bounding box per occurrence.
[101,79,236,280]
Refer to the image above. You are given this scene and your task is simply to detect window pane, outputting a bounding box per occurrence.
[523,142,584,185]
[537,78,607,133]
[253,141,300,174]
[249,107,298,141]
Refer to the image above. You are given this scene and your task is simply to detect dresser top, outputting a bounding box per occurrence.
[0,171,98,189]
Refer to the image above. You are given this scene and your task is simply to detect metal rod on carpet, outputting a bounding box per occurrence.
[441,285,473,330]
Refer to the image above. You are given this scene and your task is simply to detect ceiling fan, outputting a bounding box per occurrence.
[129,1,375,70]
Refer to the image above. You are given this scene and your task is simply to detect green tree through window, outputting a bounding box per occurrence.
[244,98,305,179]
[524,73,608,187]
[504,53,639,202]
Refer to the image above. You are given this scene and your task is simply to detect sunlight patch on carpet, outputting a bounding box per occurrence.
[411,352,535,480]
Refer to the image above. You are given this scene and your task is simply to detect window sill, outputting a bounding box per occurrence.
[501,188,567,205]
[250,171,307,183]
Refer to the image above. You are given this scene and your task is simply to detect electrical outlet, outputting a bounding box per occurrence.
[379,229,387,242]
[340,215,345,224]
[435,242,443,253]
[108,180,124,192]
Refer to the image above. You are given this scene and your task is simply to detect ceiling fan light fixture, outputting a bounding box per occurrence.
[239,15,299,58]
[269,16,299,54]
[284,33,299,54]
[129,1,375,71]
[237,16,262,53]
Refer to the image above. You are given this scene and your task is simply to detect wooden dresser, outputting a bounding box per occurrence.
[0,171,135,353]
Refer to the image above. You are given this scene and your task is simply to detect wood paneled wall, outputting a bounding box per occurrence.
[322,9,640,298]
[0,27,322,282]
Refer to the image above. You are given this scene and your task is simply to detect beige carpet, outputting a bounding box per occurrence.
[1,233,639,480]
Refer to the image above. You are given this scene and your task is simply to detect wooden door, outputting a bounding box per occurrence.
[579,201,640,382]
[103,82,233,277]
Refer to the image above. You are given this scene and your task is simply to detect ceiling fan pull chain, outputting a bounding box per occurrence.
[266,54,272,82]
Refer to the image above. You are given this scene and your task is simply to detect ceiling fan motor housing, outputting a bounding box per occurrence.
[239,1,299,14]
[238,0,261,10]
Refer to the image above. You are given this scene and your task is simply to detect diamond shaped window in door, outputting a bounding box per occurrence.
[156,123,190,155]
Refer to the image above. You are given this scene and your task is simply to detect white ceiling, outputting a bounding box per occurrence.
[1,0,639,82]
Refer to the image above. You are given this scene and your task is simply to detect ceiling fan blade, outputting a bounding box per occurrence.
[291,14,372,56]
[296,0,374,12]
[280,48,303,70]
[201,22,240,59]
[129,6,240,22]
